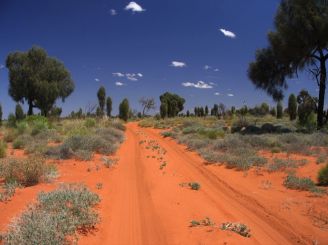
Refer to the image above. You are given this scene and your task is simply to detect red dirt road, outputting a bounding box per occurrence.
[81,123,328,245]
[1,123,327,245]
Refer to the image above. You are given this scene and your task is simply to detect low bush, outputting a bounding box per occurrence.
[283,174,321,193]
[318,164,328,186]
[0,156,56,186]
[84,118,96,128]
[1,184,100,244]
[267,158,308,172]
[221,222,251,238]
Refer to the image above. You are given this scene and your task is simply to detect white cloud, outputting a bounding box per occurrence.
[219,28,236,39]
[182,81,213,89]
[227,93,234,97]
[113,72,142,81]
[209,82,216,86]
[110,9,117,16]
[113,72,125,77]
[214,92,220,96]
[171,61,186,68]
[95,78,100,82]
[214,68,219,72]
[204,65,211,70]
[0,65,4,69]
[115,81,124,86]
[125,2,145,12]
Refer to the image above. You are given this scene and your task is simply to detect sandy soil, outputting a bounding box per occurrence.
[1,122,328,245]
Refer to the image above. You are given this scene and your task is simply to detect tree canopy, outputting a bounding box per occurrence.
[97,86,106,115]
[248,0,328,128]
[6,46,74,116]
[159,92,185,118]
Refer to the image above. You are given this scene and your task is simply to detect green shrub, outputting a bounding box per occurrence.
[31,120,49,136]
[7,113,16,128]
[0,141,6,158]
[16,121,28,134]
[318,164,328,186]
[3,129,18,143]
[283,174,318,192]
[12,138,24,149]
[2,184,100,244]
[84,118,96,128]
[189,182,201,190]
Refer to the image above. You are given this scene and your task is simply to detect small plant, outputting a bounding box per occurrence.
[12,138,24,149]
[316,154,327,164]
[84,118,96,128]
[220,222,251,237]
[0,182,19,202]
[102,157,118,168]
[318,164,328,186]
[96,182,103,190]
[283,174,323,193]
[159,162,167,170]
[189,182,201,191]
[190,220,201,227]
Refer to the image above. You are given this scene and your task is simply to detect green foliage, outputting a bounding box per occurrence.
[97,86,106,115]
[1,184,100,244]
[6,46,74,116]
[84,118,96,128]
[0,141,6,158]
[160,102,168,119]
[248,0,328,127]
[106,96,112,117]
[318,164,328,186]
[15,104,25,121]
[159,92,185,118]
[276,101,283,119]
[297,90,317,129]
[119,98,130,121]
[7,113,16,128]
[283,174,319,193]
[288,94,297,120]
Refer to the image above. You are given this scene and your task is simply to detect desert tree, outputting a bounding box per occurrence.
[297,90,318,125]
[205,106,209,116]
[160,102,168,119]
[119,98,130,121]
[6,46,74,116]
[212,104,219,117]
[248,0,328,128]
[277,101,283,119]
[288,93,298,120]
[186,110,190,117]
[159,92,185,118]
[106,97,112,117]
[139,97,156,116]
[15,104,25,120]
[218,103,226,118]
[97,86,106,115]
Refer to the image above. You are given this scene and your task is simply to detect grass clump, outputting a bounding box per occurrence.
[283,174,324,194]
[1,184,100,244]
[0,182,19,202]
[267,158,308,172]
[220,222,251,238]
[0,156,56,187]
[318,164,328,186]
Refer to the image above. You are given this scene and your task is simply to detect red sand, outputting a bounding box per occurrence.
[1,122,328,244]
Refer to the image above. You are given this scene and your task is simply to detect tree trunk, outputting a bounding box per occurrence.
[317,58,327,129]
[28,100,33,115]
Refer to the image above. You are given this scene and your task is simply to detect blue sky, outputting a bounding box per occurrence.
[0,0,323,117]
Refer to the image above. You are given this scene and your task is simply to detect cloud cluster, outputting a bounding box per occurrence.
[125,2,145,12]
[171,61,186,68]
[112,72,143,81]
[204,65,219,72]
[219,28,236,39]
[214,92,234,97]
[0,65,4,69]
[94,78,100,82]
[182,81,213,89]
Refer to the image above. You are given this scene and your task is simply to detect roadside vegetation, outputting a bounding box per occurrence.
[0,184,100,244]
